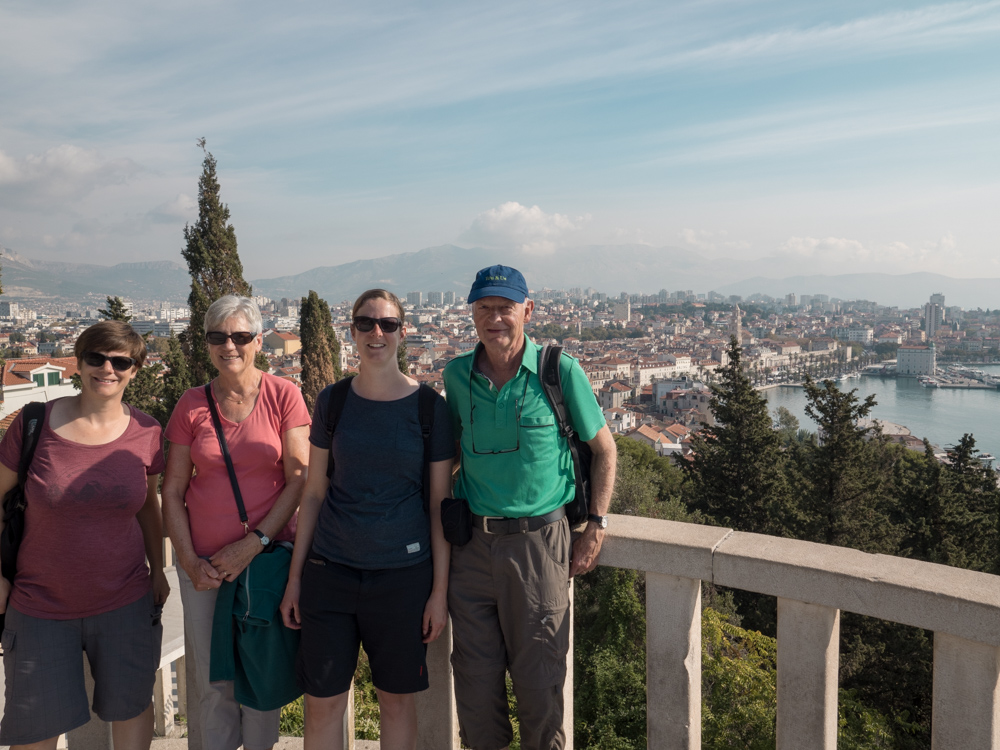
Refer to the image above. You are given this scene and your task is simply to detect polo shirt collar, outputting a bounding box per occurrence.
[473,334,538,376]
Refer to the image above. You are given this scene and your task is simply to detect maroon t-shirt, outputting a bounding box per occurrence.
[0,401,165,619]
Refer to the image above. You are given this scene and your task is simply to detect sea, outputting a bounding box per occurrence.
[763,364,1000,459]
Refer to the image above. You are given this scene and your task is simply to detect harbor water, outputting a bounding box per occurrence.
[763,364,1000,458]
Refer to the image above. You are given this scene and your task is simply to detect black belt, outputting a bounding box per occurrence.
[472,506,566,535]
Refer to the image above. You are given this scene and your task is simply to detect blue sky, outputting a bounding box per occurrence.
[1,0,998,282]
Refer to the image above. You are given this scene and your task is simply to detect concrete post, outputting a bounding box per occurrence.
[932,632,1000,748]
[183,624,202,750]
[153,664,175,736]
[175,657,187,721]
[346,683,355,750]
[776,598,839,750]
[645,572,701,750]
[415,618,459,749]
[562,579,574,750]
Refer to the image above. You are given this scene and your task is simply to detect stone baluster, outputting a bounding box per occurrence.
[775,598,839,750]
[932,632,1000,748]
[646,572,702,750]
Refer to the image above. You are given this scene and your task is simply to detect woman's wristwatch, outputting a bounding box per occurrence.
[252,529,270,546]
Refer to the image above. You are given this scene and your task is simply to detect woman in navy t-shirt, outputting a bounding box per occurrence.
[280,289,453,750]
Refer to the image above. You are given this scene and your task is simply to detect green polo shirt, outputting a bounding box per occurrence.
[443,335,606,518]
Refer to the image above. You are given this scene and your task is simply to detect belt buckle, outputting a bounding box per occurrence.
[481,516,504,533]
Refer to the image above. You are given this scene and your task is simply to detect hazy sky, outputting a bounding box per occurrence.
[1,0,998,281]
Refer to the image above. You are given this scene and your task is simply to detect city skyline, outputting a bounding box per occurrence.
[1,1,998,281]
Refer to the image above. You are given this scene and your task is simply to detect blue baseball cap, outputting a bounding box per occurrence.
[468,264,529,304]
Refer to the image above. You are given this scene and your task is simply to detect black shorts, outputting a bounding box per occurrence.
[296,555,433,696]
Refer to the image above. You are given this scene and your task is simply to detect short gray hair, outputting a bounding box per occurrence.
[204,295,264,335]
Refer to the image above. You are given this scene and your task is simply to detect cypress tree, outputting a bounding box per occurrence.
[299,290,342,412]
[397,338,409,375]
[161,335,192,420]
[180,140,253,386]
[682,336,790,536]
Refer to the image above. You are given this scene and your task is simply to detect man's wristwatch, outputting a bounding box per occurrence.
[587,514,608,529]
[252,529,270,546]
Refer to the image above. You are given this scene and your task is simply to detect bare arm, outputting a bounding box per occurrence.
[161,442,223,590]
[422,459,452,643]
[0,462,19,612]
[280,443,329,629]
[209,425,310,581]
[136,474,170,605]
[569,424,617,577]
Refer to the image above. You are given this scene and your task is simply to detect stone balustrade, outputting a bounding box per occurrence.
[413,514,1000,749]
[4,517,998,749]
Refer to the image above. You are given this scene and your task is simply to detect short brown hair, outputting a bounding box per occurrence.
[351,289,405,324]
[75,320,147,368]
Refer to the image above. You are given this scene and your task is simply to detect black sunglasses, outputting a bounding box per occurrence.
[82,352,137,372]
[205,331,257,345]
[353,316,401,333]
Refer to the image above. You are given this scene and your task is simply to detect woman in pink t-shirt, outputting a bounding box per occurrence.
[162,295,310,750]
[0,320,168,749]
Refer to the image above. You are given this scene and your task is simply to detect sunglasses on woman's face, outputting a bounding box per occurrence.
[352,316,401,333]
[82,352,137,371]
[205,331,257,346]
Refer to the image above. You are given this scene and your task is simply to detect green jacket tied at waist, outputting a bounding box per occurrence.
[209,542,301,711]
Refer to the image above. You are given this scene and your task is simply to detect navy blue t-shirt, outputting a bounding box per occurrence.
[308,383,454,569]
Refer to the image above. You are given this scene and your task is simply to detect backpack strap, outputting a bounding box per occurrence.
[324,377,355,479]
[538,345,588,514]
[417,383,436,515]
[17,402,46,492]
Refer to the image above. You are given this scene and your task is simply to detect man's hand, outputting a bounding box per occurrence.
[569,523,605,577]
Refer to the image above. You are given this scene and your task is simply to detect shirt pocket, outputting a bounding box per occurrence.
[520,415,558,464]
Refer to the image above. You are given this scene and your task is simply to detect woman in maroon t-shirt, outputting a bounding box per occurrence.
[0,320,168,749]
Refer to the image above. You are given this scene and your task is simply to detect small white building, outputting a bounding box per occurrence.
[896,344,936,376]
[0,357,80,416]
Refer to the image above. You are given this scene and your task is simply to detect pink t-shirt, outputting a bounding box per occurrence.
[0,401,165,619]
[164,373,311,557]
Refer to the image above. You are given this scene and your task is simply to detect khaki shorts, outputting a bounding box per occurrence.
[0,590,161,746]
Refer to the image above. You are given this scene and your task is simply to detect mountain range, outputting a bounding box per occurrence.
[1,245,996,310]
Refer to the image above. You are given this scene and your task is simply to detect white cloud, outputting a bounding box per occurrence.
[460,202,590,254]
[0,145,142,206]
[773,234,969,273]
[678,228,751,254]
[147,194,196,224]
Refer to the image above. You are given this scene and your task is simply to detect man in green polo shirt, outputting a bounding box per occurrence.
[443,264,617,750]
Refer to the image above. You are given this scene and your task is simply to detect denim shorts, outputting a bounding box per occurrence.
[0,590,162,746]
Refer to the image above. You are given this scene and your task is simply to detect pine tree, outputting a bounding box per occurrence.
[796,377,898,553]
[682,336,790,536]
[98,296,131,322]
[941,434,1000,573]
[180,141,253,386]
[299,290,342,412]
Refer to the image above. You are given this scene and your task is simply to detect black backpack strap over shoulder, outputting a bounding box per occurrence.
[538,345,591,525]
[324,377,355,479]
[18,402,46,488]
[417,383,436,514]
